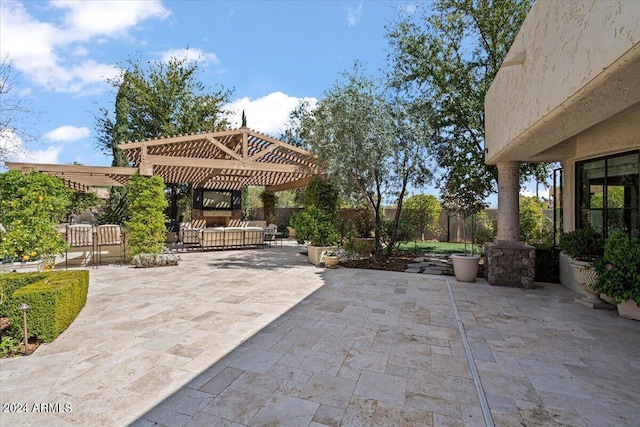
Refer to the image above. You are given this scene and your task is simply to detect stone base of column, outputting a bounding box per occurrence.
[484,241,535,289]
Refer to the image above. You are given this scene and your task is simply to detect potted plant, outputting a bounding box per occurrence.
[442,182,485,283]
[323,251,340,268]
[558,228,612,309]
[593,231,640,319]
[289,206,339,265]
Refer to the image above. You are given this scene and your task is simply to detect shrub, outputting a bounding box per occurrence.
[289,206,339,247]
[125,174,168,257]
[6,270,89,342]
[131,252,180,268]
[0,272,47,314]
[593,232,640,305]
[474,210,497,245]
[402,194,441,241]
[0,171,71,263]
[558,228,604,262]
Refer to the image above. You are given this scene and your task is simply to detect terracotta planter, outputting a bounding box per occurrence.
[451,254,481,282]
[571,260,614,309]
[617,300,640,320]
[324,255,339,268]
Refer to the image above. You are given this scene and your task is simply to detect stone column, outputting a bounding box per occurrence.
[496,161,521,243]
[484,161,535,288]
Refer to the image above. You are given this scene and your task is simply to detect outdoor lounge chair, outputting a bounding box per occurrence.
[65,224,94,269]
[94,224,124,266]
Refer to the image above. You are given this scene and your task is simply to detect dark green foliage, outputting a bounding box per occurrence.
[558,228,604,262]
[5,271,89,342]
[0,272,47,314]
[260,191,278,225]
[304,177,339,216]
[289,206,339,247]
[594,232,640,305]
[125,174,168,257]
[381,219,415,254]
[241,186,251,220]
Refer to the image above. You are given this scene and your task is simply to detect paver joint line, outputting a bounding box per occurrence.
[446,278,495,427]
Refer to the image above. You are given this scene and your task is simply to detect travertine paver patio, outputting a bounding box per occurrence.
[1,241,639,427]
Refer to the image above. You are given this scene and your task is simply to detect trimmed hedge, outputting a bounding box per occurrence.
[0,272,47,314]
[5,271,89,342]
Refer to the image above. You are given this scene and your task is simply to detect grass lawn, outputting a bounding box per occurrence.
[395,240,484,255]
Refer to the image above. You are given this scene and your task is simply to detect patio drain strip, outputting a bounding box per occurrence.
[445,278,495,427]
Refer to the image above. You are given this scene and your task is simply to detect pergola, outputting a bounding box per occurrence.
[6,128,319,193]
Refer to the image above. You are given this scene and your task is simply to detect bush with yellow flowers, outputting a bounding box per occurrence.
[0,171,71,264]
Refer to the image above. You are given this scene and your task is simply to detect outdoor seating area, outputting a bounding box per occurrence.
[178,221,278,250]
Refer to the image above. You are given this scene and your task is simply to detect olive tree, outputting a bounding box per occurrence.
[296,63,434,258]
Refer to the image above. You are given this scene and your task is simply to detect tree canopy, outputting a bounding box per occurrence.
[293,63,434,257]
[94,55,234,222]
[387,0,547,205]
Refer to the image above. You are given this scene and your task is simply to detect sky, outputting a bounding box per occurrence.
[0,0,546,203]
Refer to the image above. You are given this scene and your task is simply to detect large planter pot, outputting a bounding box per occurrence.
[451,254,481,282]
[617,299,640,320]
[354,237,376,258]
[571,260,614,309]
[307,246,335,266]
[324,255,339,268]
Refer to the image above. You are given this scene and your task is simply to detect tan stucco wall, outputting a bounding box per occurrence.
[485,0,640,164]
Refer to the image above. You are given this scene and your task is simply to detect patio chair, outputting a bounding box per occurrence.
[65,224,94,269]
[94,224,124,266]
[263,223,278,246]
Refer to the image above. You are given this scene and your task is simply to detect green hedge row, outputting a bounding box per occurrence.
[3,271,89,342]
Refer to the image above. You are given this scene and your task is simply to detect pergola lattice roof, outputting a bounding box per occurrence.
[6,128,318,193]
[120,127,317,191]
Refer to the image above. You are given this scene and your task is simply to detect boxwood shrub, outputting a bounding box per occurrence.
[5,270,89,342]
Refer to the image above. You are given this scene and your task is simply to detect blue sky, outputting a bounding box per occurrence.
[0,0,544,202]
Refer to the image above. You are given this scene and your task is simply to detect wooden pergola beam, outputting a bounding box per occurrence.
[265,176,313,192]
[145,154,308,174]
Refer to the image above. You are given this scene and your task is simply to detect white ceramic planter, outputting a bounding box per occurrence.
[451,254,481,282]
[617,299,640,320]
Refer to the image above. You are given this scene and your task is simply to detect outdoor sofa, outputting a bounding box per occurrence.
[179,222,267,249]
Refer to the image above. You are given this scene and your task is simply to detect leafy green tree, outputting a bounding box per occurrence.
[124,174,168,257]
[304,176,339,215]
[519,196,545,244]
[95,55,233,221]
[0,171,71,263]
[402,194,441,241]
[297,63,433,258]
[387,0,548,203]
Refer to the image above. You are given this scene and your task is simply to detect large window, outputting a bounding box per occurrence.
[577,151,639,238]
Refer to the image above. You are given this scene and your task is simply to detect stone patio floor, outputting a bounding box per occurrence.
[1,241,639,427]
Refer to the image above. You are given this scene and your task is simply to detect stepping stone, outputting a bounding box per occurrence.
[404,267,421,273]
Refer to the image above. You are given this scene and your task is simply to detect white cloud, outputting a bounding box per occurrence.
[160,48,220,65]
[225,92,317,136]
[44,125,90,142]
[0,1,170,94]
[1,129,62,165]
[346,1,364,27]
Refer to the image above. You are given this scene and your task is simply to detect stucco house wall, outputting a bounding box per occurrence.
[484,0,640,290]
[485,0,640,165]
